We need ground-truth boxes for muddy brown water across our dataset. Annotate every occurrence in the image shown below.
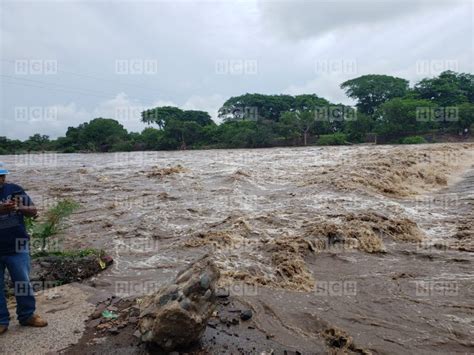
[2,144,473,354]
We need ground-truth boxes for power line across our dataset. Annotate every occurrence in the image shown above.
[1,77,119,100]
[1,74,126,97]
[0,58,164,98]
[0,73,160,103]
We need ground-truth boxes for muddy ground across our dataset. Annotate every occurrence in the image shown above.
[2,143,473,354]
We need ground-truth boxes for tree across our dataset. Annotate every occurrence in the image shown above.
[0,136,23,154]
[414,71,474,106]
[184,110,215,126]
[341,75,409,115]
[140,127,164,150]
[218,93,333,123]
[163,119,203,149]
[294,94,330,111]
[280,110,316,146]
[141,106,215,128]
[458,103,474,132]
[79,118,128,151]
[140,106,214,149]
[141,106,183,129]
[215,121,274,148]
[377,98,436,135]
[344,113,375,142]
[219,94,295,122]
[2,71,473,153]
[24,134,50,151]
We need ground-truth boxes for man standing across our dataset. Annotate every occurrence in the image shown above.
[0,163,47,335]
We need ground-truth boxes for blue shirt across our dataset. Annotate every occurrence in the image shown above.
[0,183,34,255]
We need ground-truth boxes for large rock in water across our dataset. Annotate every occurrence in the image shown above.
[138,256,220,351]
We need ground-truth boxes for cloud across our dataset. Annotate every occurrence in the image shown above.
[182,94,226,122]
[257,0,466,40]
[0,0,472,140]
[3,93,227,140]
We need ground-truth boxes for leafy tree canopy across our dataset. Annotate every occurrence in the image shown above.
[414,71,474,106]
[341,74,409,115]
[218,93,331,122]
[141,106,214,128]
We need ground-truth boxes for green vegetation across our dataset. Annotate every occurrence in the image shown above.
[26,199,80,254]
[400,136,427,144]
[1,71,472,153]
[317,133,348,146]
[340,74,409,115]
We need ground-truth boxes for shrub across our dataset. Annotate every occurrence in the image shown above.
[110,141,133,152]
[400,136,427,144]
[26,199,80,253]
[62,146,76,153]
[317,133,348,146]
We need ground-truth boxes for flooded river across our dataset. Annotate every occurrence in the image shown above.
[2,143,473,353]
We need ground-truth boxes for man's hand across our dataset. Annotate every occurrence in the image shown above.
[16,204,38,218]
[14,197,38,217]
[0,201,17,215]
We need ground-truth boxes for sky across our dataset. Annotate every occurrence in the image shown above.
[0,0,473,140]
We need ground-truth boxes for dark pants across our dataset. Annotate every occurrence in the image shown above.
[0,252,36,326]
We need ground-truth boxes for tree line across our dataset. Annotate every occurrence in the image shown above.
[1,70,473,154]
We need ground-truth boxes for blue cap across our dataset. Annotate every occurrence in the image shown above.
[0,162,9,175]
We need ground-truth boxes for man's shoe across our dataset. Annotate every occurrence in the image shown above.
[21,314,48,327]
[0,325,8,334]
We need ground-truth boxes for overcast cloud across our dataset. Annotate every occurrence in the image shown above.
[0,0,472,139]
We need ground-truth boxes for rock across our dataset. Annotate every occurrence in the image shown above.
[108,327,119,335]
[179,297,192,311]
[91,304,107,319]
[220,314,239,326]
[175,268,193,284]
[215,287,230,298]
[133,330,141,339]
[240,309,253,321]
[46,293,61,300]
[138,255,220,351]
[200,274,211,289]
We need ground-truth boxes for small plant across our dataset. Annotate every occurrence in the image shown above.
[400,136,427,144]
[26,199,80,253]
[317,133,348,146]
